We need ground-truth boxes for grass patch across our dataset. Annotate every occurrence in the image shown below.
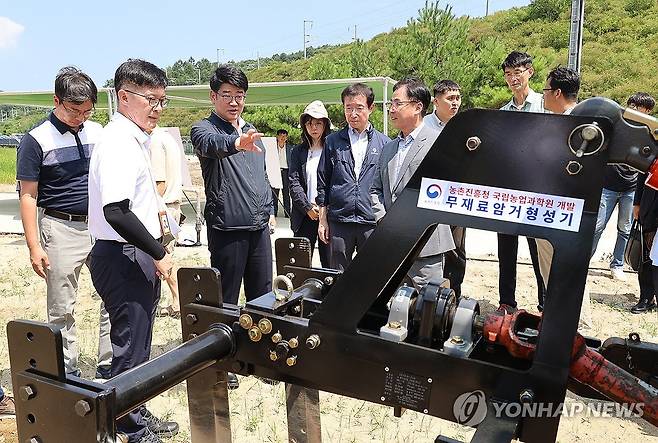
[0,147,17,184]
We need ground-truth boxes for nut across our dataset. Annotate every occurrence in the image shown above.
[387,321,401,329]
[305,334,321,349]
[248,327,262,342]
[286,355,297,366]
[19,385,36,401]
[288,337,299,349]
[324,276,334,286]
[75,399,92,417]
[238,314,253,330]
[269,350,278,361]
[185,314,198,325]
[258,318,273,334]
[271,331,283,343]
[450,335,464,345]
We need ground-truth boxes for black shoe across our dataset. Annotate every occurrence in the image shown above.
[227,372,240,390]
[631,299,657,314]
[95,365,112,380]
[138,431,163,443]
[141,408,179,437]
[255,376,280,386]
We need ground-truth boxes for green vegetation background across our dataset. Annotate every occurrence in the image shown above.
[1,0,657,182]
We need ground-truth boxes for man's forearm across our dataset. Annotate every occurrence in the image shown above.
[19,194,40,250]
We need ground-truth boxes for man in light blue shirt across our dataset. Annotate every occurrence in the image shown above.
[497,51,547,314]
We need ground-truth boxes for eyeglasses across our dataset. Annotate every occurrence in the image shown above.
[384,100,418,110]
[215,93,246,104]
[124,89,169,108]
[345,105,368,114]
[504,68,530,79]
[60,101,94,118]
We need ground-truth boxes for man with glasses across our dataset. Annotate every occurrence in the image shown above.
[317,83,390,270]
[191,65,275,389]
[371,77,454,286]
[88,59,178,443]
[497,51,547,313]
[16,66,112,379]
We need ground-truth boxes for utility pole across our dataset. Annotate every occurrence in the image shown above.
[216,48,224,67]
[303,20,313,59]
[568,0,585,73]
[197,67,201,84]
[351,24,358,42]
[486,0,489,16]
[257,51,261,69]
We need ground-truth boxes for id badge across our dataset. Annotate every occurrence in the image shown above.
[159,210,175,246]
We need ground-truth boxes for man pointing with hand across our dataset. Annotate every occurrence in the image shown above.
[192,67,274,386]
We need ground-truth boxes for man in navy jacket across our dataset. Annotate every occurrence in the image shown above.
[317,83,391,270]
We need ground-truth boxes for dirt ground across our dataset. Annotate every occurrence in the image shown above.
[0,233,657,442]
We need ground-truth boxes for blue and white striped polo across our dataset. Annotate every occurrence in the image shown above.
[16,112,103,215]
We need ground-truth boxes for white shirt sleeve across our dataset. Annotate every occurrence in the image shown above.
[96,133,141,207]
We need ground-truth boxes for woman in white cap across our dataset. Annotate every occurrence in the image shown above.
[288,100,332,267]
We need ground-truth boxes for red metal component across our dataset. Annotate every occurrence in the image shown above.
[481,309,538,360]
[569,334,658,427]
[645,158,658,190]
[481,311,658,427]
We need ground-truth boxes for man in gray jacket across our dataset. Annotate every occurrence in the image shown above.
[371,77,455,287]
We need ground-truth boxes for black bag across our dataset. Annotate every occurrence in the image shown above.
[624,220,643,272]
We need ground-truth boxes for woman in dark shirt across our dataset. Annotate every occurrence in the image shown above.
[288,100,332,267]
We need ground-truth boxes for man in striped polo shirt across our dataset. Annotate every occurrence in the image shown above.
[16,67,112,378]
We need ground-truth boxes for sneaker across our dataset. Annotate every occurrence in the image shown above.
[139,431,163,443]
[496,303,517,315]
[0,394,16,419]
[610,268,626,281]
[141,408,179,437]
[227,372,240,390]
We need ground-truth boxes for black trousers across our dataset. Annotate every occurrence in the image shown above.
[295,216,331,268]
[89,241,160,442]
[328,221,374,271]
[444,226,467,298]
[273,168,291,217]
[208,227,273,305]
[497,234,546,308]
[638,231,658,304]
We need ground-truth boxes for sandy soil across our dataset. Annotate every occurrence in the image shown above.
[0,232,656,442]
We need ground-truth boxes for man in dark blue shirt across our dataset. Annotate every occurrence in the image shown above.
[317,83,390,270]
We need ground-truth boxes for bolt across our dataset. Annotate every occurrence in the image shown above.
[289,337,299,349]
[19,385,36,401]
[185,314,198,325]
[428,378,433,384]
[466,136,481,151]
[286,355,297,366]
[566,161,583,176]
[641,145,652,156]
[28,438,41,443]
[423,409,429,414]
[450,335,464,345]
[305,334,321,349]
[293,305,302,314]
[381,396,386,401]
[258,318,273,334]
[75,399,92,417]
[581,125,599,141]
[269,350,278,361]
[285,272,295,280]
[290,258,296,264]
[272,331,283,344]
[519,389,534,404]
[194,293,203,302]
[288,242,295,249]
[384,367,390,372]
[248,327,262,342]
[324,276,334,286]
[238,314,253,330]
[388,321,401,329]
[193,274,201,282]
[188,333,198,340]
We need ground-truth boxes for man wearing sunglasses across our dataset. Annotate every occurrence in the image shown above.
[497,51,547,314]
[88,59,178,443]
[16,66,112,380]
[191,65,275,389]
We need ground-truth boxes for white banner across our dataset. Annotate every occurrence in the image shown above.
[417,178,584,232]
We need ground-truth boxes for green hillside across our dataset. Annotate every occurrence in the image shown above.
[2,0,657,140]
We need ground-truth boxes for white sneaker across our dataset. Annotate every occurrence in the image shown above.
[610,268,626,281]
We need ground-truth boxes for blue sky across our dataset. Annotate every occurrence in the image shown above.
[0,0,530,91]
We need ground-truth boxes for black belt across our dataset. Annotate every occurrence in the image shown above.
[44,209,88,223]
